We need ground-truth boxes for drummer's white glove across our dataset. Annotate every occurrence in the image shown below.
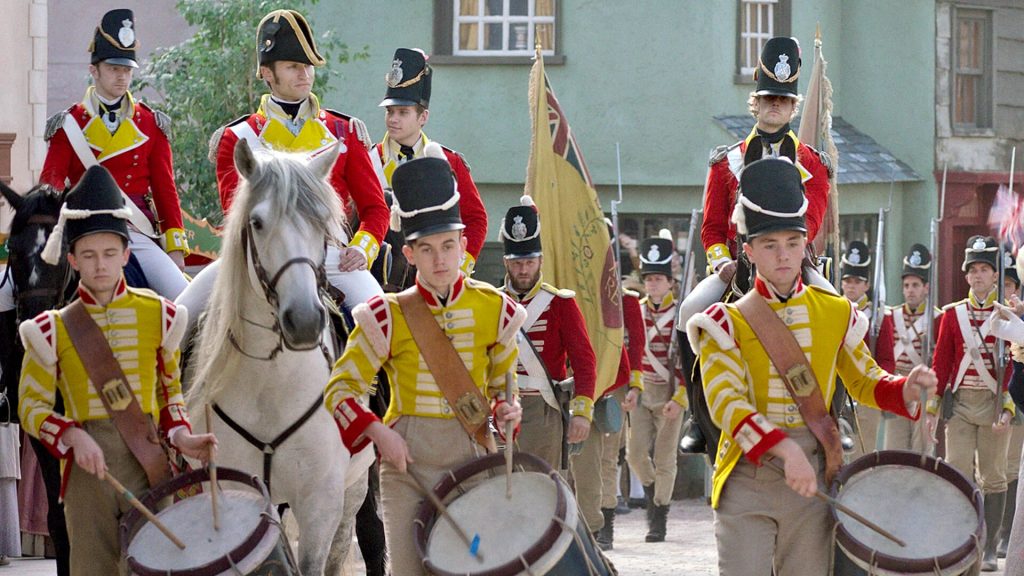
[991,302,1024,343]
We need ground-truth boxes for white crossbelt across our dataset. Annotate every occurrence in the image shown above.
[953,305,998,393]
[892,307,927,366]
[643,308,674,382]
[516,290,559,410]
[60,114,160,239]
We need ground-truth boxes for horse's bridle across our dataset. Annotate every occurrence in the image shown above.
[8,213,74,317]
[228,222,333,365]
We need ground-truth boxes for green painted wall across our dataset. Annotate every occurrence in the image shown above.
[315,1,934,295]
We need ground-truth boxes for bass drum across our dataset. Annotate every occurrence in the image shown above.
[414,452,616,575]
[120,467,299,576]
[831,450,984,575]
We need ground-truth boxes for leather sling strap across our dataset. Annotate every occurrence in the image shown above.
[61,300,171,487]
[735,291,843,483]
[396,288,497,453]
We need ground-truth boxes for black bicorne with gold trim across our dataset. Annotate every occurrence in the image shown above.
[731,157,807,239]
[256,10,325,72]
[90,9,138,68]
[391,157,464,241]
[380,48,432,109]
[753,37,801,98]
[901,243,931,283]
[841,240,871,281]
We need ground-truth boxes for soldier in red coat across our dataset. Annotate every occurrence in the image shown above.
[374,48,488,274]
[39,9,188,301]
[701,37,832,274]
[932,235,1015,570]
[178,10,388,326]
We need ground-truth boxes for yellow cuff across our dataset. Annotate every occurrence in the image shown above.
[163,228,190,254]
[926,396,941,416]
[569,395,594,421]
[706,243,729,264]
[1004,392,1016,416]
[460,252,476,276]
[350,230,381,267]
[671,386,688,409]
[630,370,644,392]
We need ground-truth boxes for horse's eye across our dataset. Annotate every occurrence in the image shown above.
[250,216,263,232]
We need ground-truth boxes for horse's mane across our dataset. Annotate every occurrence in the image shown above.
[188,150,343,406]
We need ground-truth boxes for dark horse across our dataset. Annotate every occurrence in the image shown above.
[0,180,149,576]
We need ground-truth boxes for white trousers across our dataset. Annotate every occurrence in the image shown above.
[176,245,383,335]
[128,229,188,300]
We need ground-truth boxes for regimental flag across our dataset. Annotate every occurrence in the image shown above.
[525,45,623,397]
[797,27,840,269]
[182,209,221,264]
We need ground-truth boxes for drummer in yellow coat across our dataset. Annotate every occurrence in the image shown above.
[686,158,936,575]
[323,156,525,575]
[17,166,217,576]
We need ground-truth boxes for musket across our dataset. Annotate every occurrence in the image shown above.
[995,148,1017,424]
[612,143,625,288]
[869,169,895,451]
[918,163,947,458]
[682,207,702,296]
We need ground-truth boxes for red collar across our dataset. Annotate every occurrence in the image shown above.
[416,273,466,308]
[754,275,805,302]
[77,276,128,306]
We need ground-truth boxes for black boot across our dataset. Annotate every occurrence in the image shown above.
[678,417,706,454]
[646,504,669,542]
[983,491,1006,571]
[596,508,615,550]
[642,484,656,522]
[999,481,1018,559]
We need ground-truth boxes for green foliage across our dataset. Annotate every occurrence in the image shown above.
[136,0,369,222]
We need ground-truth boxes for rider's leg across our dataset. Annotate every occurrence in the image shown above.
[174,259,220,337]
[128,229,188,300]
[324,245,384,314]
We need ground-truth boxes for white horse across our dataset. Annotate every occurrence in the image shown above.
[184,140,373,575]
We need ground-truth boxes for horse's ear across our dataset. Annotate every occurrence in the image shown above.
[308,141,341,182]
[0,180,24,213]
[234,139,259,181]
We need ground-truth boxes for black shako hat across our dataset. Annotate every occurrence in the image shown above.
[841,240,872,281]
[90,9,138,68]
[41,166,131,265]
[256,10,325,74]
[390,157,464,241]
[640,234,674,277]
[901,243,932,282]
[962,235,999,272]
[501,196,542,259]
[754,37,801,98]
[379,48,432,108]
[731,157,807,239]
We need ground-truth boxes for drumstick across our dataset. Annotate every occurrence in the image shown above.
[104,473,186,550]
[504,372,514,500]
[407,468,484,562]
[763,460,906,548]
[205,404,220,531]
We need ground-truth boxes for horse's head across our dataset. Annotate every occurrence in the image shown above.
[0,181,73,322]
[227,140,343,349]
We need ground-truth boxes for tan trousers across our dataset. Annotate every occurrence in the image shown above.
[882,412,933,454]
[517,395,563,470]
[715,428,830,576]
[380,417,483,576]
[625,383,683,506]
[571,416,604,531]
[1008,424,1024,483]
[64,420,151,576]
[599,388,628,510]
[850,404,883,457]
[946,389,1011,494]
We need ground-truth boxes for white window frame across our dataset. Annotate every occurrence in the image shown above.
[738,0,778,77]
[452,0,556,57]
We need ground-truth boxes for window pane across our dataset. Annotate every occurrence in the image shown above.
[510,22,530,50]
[958,19,979,69]
[510,0,528,16]
[485,0,503,16]
[535,0,554,17]
[536,22,554,51]
[459,23,479,50]
[458,0,479,16]
[485,22,504,50]
[956,74,977,125]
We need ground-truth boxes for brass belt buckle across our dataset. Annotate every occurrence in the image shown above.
[455,393,488,427]
[785,365,815,397]
[101,379,132,411]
